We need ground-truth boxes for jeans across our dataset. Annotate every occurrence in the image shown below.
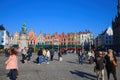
[79,56,83,64]
[5,52,9,57]
[38,56,43,64]
[46,57,50,62]
[7,69,17,80]
[27,54,31,61]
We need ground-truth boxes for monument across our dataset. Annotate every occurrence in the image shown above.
[19,23,28,49]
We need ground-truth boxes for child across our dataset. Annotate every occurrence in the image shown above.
[5,48,18,80]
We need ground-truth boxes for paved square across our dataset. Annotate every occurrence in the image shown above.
[0,53,120,80]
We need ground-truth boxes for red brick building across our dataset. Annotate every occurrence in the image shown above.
[27,29,37,45]
[51,32,60,45]
[60,32,68,45]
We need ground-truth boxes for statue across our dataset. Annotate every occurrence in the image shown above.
[21,23,27,34]
[19,23,28,49]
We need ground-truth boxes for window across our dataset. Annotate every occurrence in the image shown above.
[106,37,108,39]
[109,41,111,44]
[1,38,4,43]
[106,41,108,44]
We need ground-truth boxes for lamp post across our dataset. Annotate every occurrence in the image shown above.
[74,33,76,54]
[34,40,35,52]
[58,39,59,51]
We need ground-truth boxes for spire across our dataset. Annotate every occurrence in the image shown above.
[118,0,120,14]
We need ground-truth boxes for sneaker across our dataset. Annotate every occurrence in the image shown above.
[37,64,40,65]
[47,62,49,64]
[6,77,10,80]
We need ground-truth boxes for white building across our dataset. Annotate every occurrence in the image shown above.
[95,27,113,50]
[79,31,94,50]
[0,25,10,48]
[37,32,45,45]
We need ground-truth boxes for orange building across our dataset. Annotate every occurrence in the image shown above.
[60,32,68,45]
[13,31,19,44]
[27,29,37,45]
[67,32,74,45]
[44,33,52,45]
[51,32,60,45]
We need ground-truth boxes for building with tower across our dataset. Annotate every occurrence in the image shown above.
[112,0,120,51]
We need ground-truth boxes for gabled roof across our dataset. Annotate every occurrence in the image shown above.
[0,24,5,30]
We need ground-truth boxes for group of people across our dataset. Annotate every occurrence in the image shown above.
[77,50,95,64]
[4,47,63,80]
[94,49,118,80]
[21,47,32,63]
[77,49,118,80]
[36,48,64,65]
[37,48,51,64]
[4,47,118,80]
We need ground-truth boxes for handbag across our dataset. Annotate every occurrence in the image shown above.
[112,60,118,67]
[14,69,19,76]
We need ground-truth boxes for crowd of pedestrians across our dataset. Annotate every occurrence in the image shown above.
[4,47,64,80]
[4,46,119,80]
[76,49,118,80]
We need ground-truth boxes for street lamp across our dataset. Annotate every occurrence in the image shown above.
[74,33,76,54]
[58,39,59,51]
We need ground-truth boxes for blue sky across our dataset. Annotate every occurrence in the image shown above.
[0,0,118,37]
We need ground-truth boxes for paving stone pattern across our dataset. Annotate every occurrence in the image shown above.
[0,53,120,80]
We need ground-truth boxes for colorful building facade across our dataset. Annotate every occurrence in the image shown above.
[28,29,37,45]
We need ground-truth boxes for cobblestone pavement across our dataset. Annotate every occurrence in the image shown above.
[0,53,120,80]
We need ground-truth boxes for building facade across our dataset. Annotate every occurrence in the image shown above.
[28,29,37,45]
[13,31,19,45]
[112,0,120,51]
[60,32,68,45]
[37,32,45,45]
[44,33,52,45]
[95,27,113,51]
[51,32,60,45]
[0,25,10,48]
[67,32,74,45]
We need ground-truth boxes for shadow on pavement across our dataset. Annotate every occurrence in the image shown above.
[66,61,78,64]
[70,70,96,80]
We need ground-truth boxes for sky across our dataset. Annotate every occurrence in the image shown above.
[0,0,118,37]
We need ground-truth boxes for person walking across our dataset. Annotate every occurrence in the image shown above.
[105,49,118,80]
[94,51,105,80]
[50,48,54,61]
[27,48,32,62]
[46,48,50,64]
[58,50,62,61]
[37,48,43,65]
[5,48,9,57]
[78,50,83,64]
[21,47,28,63]
[5,48,18,80]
